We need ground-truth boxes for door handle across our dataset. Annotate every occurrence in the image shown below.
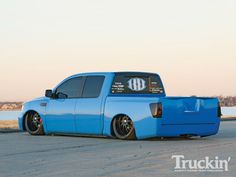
[40,103,47,107]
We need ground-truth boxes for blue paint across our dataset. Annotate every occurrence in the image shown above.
[18,72,221,139]
[1,107,233,121]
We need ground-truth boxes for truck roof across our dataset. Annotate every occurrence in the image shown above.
[69,71,159,78]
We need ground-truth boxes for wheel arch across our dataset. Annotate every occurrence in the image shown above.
[110,113,136,137]
[22,110,41,130]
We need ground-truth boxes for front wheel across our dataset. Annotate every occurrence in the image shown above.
[112,115,136,140]
[25,112,45,135]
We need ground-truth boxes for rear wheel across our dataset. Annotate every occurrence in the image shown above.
[25,112,45,135]
[112,115,136,140]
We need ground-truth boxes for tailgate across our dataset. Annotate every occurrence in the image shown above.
[160,97,219,124]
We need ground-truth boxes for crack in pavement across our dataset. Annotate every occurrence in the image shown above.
[1,141,113,158]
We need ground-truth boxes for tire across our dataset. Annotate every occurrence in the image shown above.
[112,115,136,140]
[25,112,45,135]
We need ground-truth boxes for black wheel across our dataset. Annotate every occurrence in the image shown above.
[25,112,45,135]
[112,115,136,140]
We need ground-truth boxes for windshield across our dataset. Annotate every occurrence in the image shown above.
[111,73,164,94]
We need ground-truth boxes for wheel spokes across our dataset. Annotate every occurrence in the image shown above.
[116,116,133,137]
[28,114,41,131]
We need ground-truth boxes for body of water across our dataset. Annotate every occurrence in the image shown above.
[0,111,21,120]
[0,107,236,120]
[221,107,236,117]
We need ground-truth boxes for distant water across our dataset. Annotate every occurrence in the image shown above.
[221,107,236,117]
[0,107,236,120]
[0,111,21,120]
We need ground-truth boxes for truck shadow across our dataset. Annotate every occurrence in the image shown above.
[21,132,223,142]
[144,136,206,141]
[48,133,206,141]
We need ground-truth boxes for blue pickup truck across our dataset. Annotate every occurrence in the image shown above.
[18,72,221,140]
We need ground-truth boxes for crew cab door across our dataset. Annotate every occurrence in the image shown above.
[45,77,84,133]
[75,76,105,135]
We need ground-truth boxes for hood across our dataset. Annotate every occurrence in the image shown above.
[23,97,48,105]
[31,96,48,101]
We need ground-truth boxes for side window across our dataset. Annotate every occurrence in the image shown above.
[82,76,105,98]
[56,77,84,98]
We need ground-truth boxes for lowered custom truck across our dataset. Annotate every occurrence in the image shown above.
[18,72,221,140]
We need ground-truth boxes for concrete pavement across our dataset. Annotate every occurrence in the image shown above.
[0,121,235,177]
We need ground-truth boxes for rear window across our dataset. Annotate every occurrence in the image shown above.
[111,73,164,94]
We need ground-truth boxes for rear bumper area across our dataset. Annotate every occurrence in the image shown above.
[134,117,220,139]
[156,121,220,137]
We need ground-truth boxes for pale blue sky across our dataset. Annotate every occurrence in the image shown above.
[0,0,236,101]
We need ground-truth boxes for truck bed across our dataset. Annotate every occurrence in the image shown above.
[160,96,220,125]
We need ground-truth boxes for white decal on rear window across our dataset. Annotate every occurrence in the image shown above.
[127,78,146,91]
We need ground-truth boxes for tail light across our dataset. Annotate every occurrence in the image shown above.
[218,102,222,117]
[150,103,162,118]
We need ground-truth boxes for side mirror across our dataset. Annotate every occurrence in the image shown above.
[57,92,68,99]
[45,89,53,98]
